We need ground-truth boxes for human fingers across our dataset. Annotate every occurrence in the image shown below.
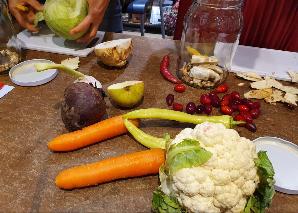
[26,9,36,24]
[69,16,92,36]
[10,8,28,29]
[25,0,43,11]
[25,22,39,32]
[20,9,39,32]
[76,24,98,44]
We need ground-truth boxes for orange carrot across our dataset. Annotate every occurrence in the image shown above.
[48,116,139,152]
[55,148,165,189]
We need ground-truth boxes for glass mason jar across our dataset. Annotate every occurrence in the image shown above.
[0,0,22,74]
[178,0,243,89]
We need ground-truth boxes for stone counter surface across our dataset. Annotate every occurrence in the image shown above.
[0,33,297,212]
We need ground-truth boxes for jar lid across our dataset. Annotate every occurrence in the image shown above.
[253,136,298,194]
[9,59,58,86]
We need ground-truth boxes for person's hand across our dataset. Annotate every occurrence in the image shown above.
[70,0,110,44]
[8,0,43,32]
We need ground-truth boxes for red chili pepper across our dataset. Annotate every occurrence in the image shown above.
[0,82,4,89]
[215,84,229,93]
[160,55,182,84]
[174,84,186,93]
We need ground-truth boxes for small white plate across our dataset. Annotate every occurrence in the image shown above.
[253,137,298,194]
[9,59,58,86]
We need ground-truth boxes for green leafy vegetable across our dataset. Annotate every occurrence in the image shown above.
[255,151,275,181]
[244,151,275,213]
[38,0,88,40]
[244,196,261,213]
[165,139,212,175]
[152,189,187,213]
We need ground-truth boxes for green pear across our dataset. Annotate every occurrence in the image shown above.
[107,81,144,108]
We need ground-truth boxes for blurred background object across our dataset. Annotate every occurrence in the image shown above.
[122,0,178,37]
[0,0,22,74]
[174,0,298,51]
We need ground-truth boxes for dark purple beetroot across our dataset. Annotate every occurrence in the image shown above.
[61,82,106,131]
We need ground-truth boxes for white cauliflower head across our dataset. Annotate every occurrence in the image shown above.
[160,122,260,213]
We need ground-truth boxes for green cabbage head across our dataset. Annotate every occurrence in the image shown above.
[42,0,88,40]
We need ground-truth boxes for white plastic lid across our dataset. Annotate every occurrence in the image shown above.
[253,137,298,194]
[9,59,58,86]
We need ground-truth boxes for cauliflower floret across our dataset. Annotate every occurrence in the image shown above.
[171,128,195,145]
[228,198,247,213]
[179,194,220,213]
[162,122,260,213]
[173,168,215,196]
[214,184,242,208]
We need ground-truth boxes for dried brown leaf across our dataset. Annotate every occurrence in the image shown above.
[244,88,273,99]
[264,89,284,104]
[283,93,298,106]
[236,72,263,82]
[288,71,298,83]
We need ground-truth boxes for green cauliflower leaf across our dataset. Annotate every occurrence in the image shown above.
[244,151,275,213]
[152,189,187,213]
[165,138,212,175]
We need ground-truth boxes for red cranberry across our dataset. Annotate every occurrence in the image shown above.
[246,100,255,109]
[204,105,212,115]
[241,98,249,105]
[231,99,241,106]
[210,96,220,108]
[250,108,261,119]
[238,105,250,113]
[200,94,212,105]
[234,114,245,121]
[186,102,197,114]
[245,123,257,132]
[234,114,246,126]
[166,94,174,106]
[174,84,186,93]
[242,113,253,123]
[173,103,183,111]
[197,105,205,114]
[215,84,229,93]
[220,94,232,106]
[220,105,233,115]
[252,101,261,109]
[230,104,239,111]
[230,91,241,100]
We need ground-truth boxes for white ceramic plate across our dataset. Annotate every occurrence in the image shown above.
[253,137,298,194]
[9,59,58,86]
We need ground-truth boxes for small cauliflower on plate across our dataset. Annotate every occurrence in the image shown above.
[152,122,275,213]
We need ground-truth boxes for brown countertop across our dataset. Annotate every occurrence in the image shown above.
[0,33,297,213]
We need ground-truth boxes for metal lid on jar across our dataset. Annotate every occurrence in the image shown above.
[9,59,58,86]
